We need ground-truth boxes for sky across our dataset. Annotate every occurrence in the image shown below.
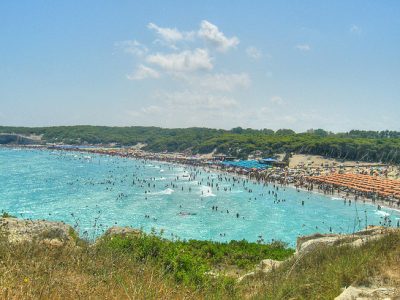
[0,1,399,132]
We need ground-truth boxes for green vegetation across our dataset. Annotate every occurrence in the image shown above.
[0,227,292,299]
[250,231,400,299]
[99,230,293,287]
[1,225,399,299]
[2,125,400,163]
[0,234,197,299]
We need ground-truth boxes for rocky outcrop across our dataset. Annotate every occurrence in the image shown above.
[238,226,398,284]
[335,285,398,300]
[296,226,396,254]
[0,217,76,246]
[237,259,284,282]
[2,216,398,298]
[104,226,141,237]
[259,258,283,272]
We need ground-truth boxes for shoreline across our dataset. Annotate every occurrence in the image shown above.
[1,145,400,245]
[2,144,400,214]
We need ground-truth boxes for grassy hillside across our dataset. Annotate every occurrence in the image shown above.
[1,125,400,163]
[0,226,293,299]
[1,223,399,299]
[249,231,400,299]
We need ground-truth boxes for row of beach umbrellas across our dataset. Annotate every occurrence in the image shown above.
[307,173,400,199]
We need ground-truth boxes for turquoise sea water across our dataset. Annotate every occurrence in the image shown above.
[1,148,399,246]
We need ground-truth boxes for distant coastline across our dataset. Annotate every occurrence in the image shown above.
[1,125,400,165]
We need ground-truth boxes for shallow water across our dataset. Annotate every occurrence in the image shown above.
[1,148,399,246]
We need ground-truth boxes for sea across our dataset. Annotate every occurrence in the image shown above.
[1,147,399,246]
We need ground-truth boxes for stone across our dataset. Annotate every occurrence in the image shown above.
[104,226,141,237]
[237,272,255,282]
[237,259,284,283]
[259,259,283,273]
[296,226,397,255]
[0,217,76,246]
[335,286,397,300]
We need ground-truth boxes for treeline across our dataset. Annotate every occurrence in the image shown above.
[1,125,400,163]
[0,126,223,151]
[194,133,400,163]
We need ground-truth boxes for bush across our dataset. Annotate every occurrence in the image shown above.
[99,231,294,289]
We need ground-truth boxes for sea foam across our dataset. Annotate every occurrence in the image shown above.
[200,185,216,197]
[150,188,174,195]
[375,210,390,217]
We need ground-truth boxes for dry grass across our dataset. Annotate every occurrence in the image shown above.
[0,239,203,300]
[1,228,399,299]
[244,231,400,299]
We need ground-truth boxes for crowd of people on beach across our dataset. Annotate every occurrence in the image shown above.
[5,145,400,236]
[66,146,400,225]
[42,145,400,210]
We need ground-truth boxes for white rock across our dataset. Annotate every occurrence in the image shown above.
[259,259,283,273]
[0,217,75,246]
[335,286,396,300]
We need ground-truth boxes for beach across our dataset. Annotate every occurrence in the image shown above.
[7,144,400,209]
[2,146,400,245]
[43,145,400,209]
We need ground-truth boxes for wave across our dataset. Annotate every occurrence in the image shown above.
[17,210,33,214]
[150,188,174,195]
[375,210,390,217]
[200,185,216,197]
[331,197,343,201]
[155,177,166,181]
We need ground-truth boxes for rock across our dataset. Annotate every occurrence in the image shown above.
[237,272,255,282]
[258,259,283,272]
[238,259,284,283]
[297,235,346,254]
[0,217,76,246]
[335,285,397,300]
[41,238,64,247]
[296,226,396,255]
[295,227,400,299]
[104,226,141,237]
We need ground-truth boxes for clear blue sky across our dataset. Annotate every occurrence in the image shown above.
[1,1,399,132]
